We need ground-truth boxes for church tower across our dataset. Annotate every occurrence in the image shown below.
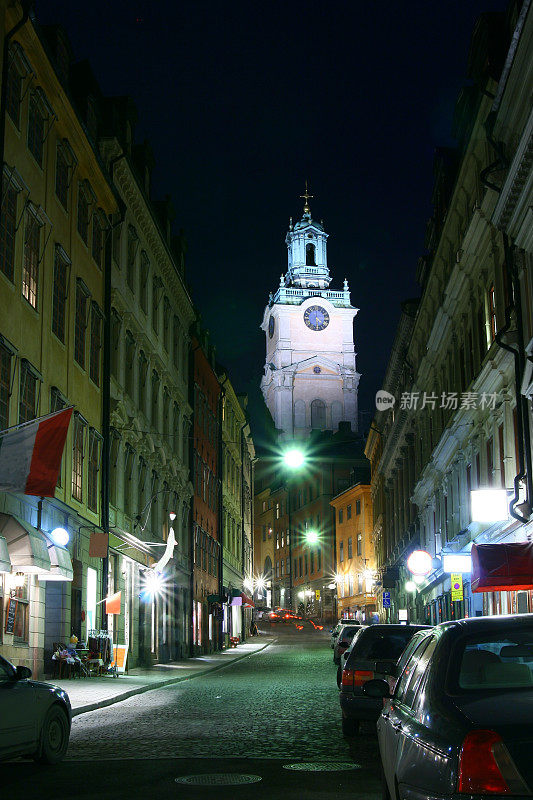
[260,189,360,439]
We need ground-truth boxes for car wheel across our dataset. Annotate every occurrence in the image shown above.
[341,715,359,737]
[36,705,69,764]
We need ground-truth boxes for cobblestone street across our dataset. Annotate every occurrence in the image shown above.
[3,627,381,799]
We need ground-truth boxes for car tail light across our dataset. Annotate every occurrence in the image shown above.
[458,730,510,794]
[341,668,354,688]
[353,670,374,687]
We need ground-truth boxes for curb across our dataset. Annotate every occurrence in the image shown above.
[72,638,275,717]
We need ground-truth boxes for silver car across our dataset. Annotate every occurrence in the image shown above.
[0,654,72,763]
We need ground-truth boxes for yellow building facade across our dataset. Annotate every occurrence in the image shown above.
[0,4,117,674]
[330,484,376,622]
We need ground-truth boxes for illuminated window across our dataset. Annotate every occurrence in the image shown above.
[0,177,17,282]
[22,210,41,309]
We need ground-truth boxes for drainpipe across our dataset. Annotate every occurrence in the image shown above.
[100,151,126,628]
[0,2,31,179]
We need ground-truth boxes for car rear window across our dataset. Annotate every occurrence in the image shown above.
[340,626,360,637]
[457,628,533,690]
[353,627,425,661]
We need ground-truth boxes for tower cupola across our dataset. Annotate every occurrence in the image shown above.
[285,184,331,289]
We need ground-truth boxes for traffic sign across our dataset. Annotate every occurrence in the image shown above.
[382,591,391,608]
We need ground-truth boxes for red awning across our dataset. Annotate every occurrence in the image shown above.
[241,593,254,607]
[471,542,533,592]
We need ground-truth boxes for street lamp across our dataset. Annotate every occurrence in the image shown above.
[283,448,306,469]
[306,530,319,545]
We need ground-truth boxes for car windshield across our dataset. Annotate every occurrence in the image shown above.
[355,628,423,660]
[457,628,533,690]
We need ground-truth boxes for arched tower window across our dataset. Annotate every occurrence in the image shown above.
[306,243,316,266]
[311,399,326,429]
[264,556,272,581]
[294,400,306,429]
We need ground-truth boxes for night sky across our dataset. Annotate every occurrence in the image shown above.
[37,0,508,445]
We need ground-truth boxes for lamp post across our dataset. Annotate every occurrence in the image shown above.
[282,445,307,612]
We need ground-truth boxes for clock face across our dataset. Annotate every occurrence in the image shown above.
[268,315,275,338]
[304,305,329,331]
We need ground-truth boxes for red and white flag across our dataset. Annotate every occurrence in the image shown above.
[0,407,73,496]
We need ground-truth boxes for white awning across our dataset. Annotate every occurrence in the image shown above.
[0,513,51,573]
[39,537,73,582]
[0,535,10,573]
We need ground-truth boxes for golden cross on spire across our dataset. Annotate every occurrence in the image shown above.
[300,180,313,214]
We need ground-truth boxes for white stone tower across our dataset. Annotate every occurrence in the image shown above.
[260,188,360,439]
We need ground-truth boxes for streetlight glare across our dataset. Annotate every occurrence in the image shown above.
[283,448,305,469]
[306,530,319,544]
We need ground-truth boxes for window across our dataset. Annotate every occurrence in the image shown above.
[357,533,362,556]
[306,243,316,266]
[398,638,437,709]
[317,548,321,571]
[262,525,266,542]
[86,567,97,631]
[140,252,149,313]
[487,437,494,486]
[280,559,284,576]
[87,428,101,512]
[152,276,161,333]
[349,574,354,596]
[74,280,90,367]
[0,176,17,282]
[173,317,181,371]
[72,413,86,501]
[0,344,12,430]
[110,309,121,379]
[299,557,303,578]
[52,247,69,341]
[126,226,137,290]
[286,557,289,575]
[163,297,171,351]
[125,331,135,397]
[348,537,353,559]
[6,50,23,126]
[55,143,69,208]
[19,360,38,423]
[311,399,326,429]
[28,92,45,166]
[92,212,104,268]
[77,183,90,243]
[276,561,279,578]
[294,558,297,577]
[22,210,41,309]
[488,284,497,342]
[305,553,308,574]
[347,504,352,520]
[356,499,361,515]
[138,350,148,413]
[310,551,314,573]
[339,541,344,562]
[124,444,135,515]
[89,303,102,386]
[151,371,159,429]
[338,508,343,523]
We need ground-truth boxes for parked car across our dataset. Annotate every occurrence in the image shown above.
[365,614,533,800]
[0,654,71,763]
[333,624,363,665]
[330,621,344,648]
[339,623,430,736]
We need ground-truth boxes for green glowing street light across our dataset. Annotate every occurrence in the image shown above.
[283,448,305,469]
[306,530,319,544]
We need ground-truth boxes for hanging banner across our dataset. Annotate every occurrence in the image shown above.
[105,591,121,615]
[89,530,108,558]
[451,573,463,601]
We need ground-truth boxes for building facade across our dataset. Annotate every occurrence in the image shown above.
[0,8,116,675]
[330,484,375,622]
[260,196,360,438]
[219,374,255,644]
[191,332,222,654]
[366,4,533,625]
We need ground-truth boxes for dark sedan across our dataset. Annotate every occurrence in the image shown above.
[0,654,71,763]
[365,614,533,800]
[339,623,430,736]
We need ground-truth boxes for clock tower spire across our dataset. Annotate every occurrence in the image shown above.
[260,194,360,439]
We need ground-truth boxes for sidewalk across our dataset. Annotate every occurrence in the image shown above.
[51,635,274,717]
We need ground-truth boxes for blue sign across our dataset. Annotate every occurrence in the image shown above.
[382,591,391,608]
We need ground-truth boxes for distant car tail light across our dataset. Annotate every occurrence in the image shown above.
[458,730,510,794]
[353,670,374,687]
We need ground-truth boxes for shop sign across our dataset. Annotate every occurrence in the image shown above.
[315,590,320,600]
[451,573,463,601]
[4,597,17,633]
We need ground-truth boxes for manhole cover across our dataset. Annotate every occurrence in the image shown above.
[175,774,262,786]
[283,762,361,772]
